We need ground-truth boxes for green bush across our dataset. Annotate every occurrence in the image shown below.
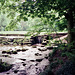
[51,47,58,57]
[56,60,75,75]
[57,43,67,51]
[0,62,12,72]
[50,61,59,69]
[58,59,63,64]
[61,53,67,57]
[61,52,75,60]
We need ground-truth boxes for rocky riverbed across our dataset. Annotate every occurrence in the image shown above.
[0,44,53,75]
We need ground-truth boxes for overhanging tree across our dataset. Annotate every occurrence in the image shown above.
[26,0,75,45]
[0,0,75,46]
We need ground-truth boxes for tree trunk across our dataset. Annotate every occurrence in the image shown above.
[67,10,75,48]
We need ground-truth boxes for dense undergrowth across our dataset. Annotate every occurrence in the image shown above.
[0,60,12,72]
[40,42,75,75]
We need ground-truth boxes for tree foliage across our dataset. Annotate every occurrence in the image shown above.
[0,13,10,31]
[0,0,75,44]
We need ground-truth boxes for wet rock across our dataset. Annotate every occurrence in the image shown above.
[35,53,42,56]
[7,51,12,54]
[42,42,47,45]
[32,45,37,48]
[36,58,43,62]
[27,44,31,46]
[23,63,26,66]
[18,70,26,75]
[43,35,49,40]
[45,56,48,59]
[3,41,9,45]
[2,51,6,54]
[38,48,47,51]
[22,48,28,52]
[46,40,49,43]
[6,72,10,74]
[41,45,45,47]
[35,63,38,66]
[23,42,32,45]
[14,43,17,46]
[38,48,41,51]
[2,55,9,57]
[30,60,35,62]
[12,51,17,54]
[17,49,22,52]
[42,48,47,51]
[18,73,26,75]
[21,43,24,45]
[20,59,26,61]
[46,46,53,49]
[14,70,19,73]
[45,57,48,59]
[8,39,14,42]
[43,39,47,41]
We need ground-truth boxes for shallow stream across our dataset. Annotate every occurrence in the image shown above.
[0,44,52,75]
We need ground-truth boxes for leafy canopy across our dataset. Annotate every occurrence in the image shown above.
[0,0,75,31]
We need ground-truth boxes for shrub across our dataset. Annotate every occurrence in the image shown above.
[50,61,59,69]
[0,62,12,72]
[61,53,67,57]
[58,59,63,64]
[56,60,75,75]
[51,47,58,57]
[61,52,75,60]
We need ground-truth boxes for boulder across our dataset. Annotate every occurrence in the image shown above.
[46,46,53,49]
[36,58,43,62]
[22,48,28,51]
[42,41,47,45]
[38,48,47,51]
[2,51,6,54]
[12,51,17,54]
[35,53,42,56]
[20,59,26,61]
[23,63,26,66]
[14,70,19,73]
[41,45,45,47]
[17,49,22,52]
[32,45,37,48]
